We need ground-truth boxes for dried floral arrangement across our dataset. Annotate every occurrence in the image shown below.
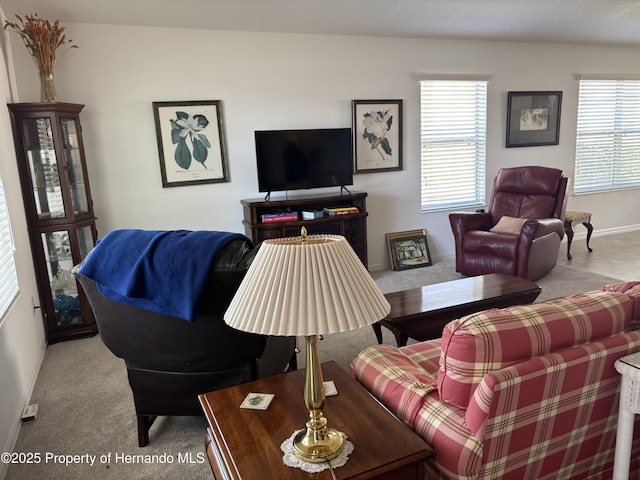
[4,13,78,101]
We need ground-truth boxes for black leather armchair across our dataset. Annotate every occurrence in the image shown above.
[449,166,569,281]
[76,237,297,447]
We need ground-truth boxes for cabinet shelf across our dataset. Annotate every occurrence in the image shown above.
[241,191,368,268]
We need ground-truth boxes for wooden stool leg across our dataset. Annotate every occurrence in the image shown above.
[564,222,574,260]
[583,221,594,253]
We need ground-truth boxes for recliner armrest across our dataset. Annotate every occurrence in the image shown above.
[535,218,565,239]
[521,218,565,242]
[449,211,493,236]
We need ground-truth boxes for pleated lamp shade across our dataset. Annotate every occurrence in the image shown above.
[224,233,391,336]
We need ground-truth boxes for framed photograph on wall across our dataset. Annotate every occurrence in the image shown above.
[352,99,403,173]
[153,100,229,187]
[385,229,432,271]
[506,91,562,147]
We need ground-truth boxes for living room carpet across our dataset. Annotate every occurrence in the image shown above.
[5,259,622,480]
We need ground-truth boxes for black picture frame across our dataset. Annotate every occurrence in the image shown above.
[153,100,229,187]
[352,99,403,173]
[506,91,562,148]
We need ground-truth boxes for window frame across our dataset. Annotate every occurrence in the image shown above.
[574,75,640,194]
[0,177,19,323]
[419,77,488,212]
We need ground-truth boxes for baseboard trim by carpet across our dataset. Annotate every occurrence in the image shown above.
[563,223,640,243]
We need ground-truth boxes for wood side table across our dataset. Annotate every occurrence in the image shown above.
[199,361,433,479]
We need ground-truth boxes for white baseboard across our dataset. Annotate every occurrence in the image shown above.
[562,223,640,242]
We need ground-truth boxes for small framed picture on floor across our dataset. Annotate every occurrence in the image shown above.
[385,230,432,271]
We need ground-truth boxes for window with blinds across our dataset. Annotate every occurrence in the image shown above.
[0,178,19,320]
[420,79,487,212]
[575,78,640,194]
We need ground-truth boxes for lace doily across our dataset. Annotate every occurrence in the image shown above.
[280,429,355,473]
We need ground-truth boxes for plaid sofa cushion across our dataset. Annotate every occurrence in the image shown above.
[438,292,633,409]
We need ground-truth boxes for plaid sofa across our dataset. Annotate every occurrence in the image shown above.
[351,288,640,480]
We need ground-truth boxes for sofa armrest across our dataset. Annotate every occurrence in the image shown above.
[350,345,437,426]
[351,343,482,480]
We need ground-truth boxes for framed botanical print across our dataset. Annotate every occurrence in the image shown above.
[153,100,229,187]
[352,99,403,173]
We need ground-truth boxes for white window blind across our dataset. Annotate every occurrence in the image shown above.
[0,177,19,319]
[575,78,640,193]
[420,79,487,212]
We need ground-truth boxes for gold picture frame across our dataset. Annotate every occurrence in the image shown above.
[385,229,432,271]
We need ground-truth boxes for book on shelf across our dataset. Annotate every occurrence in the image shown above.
[261,212,299,223]
[301,210,324,220]
[323,206,360,217]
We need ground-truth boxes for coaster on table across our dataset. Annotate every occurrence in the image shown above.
[240,393,274,410]
[324,380,338,396]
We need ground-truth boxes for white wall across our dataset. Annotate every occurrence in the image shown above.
[0,10,47,478]
[9,25,640,270]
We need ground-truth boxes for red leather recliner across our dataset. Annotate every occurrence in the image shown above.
[449,166,569,281]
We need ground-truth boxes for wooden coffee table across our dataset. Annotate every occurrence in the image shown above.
[199,361,433,479]
[373,273,541,347]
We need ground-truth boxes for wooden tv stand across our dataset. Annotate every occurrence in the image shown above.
[241,191,368,268]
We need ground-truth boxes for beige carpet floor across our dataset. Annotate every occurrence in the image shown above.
[5,247,628,479]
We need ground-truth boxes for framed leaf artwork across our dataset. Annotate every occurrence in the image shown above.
[153,100,229,187]
[352,99,403,173]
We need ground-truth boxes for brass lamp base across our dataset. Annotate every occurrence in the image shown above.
[292,422,344,463]
[292,335,345,463]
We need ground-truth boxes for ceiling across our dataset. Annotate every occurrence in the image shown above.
[2,0,640,47]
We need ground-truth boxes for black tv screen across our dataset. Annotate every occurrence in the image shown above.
[254,128,354,193]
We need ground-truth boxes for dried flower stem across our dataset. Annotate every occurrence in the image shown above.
[4,13,78,75]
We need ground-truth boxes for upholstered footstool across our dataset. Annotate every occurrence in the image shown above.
[564,210,594,260]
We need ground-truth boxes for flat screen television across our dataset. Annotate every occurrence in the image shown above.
[254,128,354,193]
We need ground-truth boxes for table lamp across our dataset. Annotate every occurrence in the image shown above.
[224,228,391,463]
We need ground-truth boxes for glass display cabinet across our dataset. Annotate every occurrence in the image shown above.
[8,103,98,343]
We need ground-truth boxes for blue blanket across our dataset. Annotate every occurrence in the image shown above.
[78,229,250,322]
